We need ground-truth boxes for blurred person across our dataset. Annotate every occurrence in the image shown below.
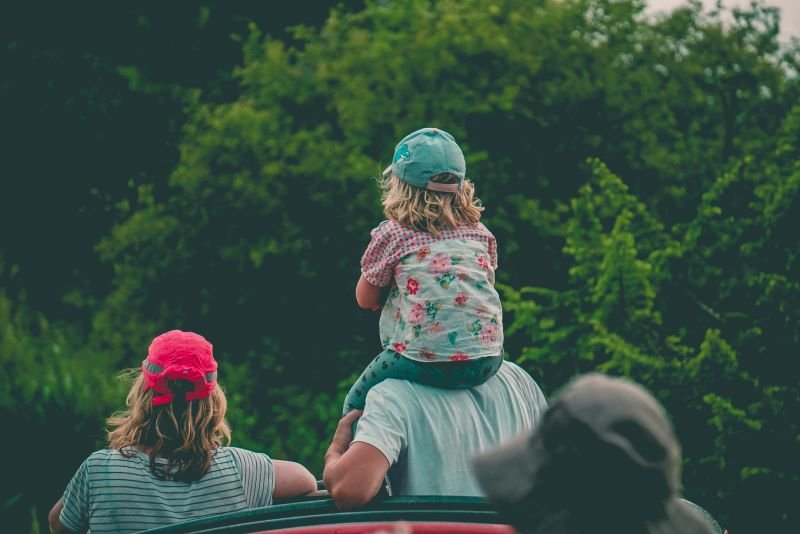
[324,360,547,510]
[681,499,726,534]
[48,330,316,534]
[471,373,717,534]
[345,127,505,414]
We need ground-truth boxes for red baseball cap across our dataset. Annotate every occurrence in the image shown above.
[142,330,218,406]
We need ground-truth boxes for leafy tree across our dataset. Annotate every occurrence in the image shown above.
[1,1,798,531]
[0,284,124,531]
[504,104,800,529]
[0,1,365,321]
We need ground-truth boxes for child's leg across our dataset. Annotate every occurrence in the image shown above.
[342,352,504,415]
[342,349,425,414]
[415,355,504,389]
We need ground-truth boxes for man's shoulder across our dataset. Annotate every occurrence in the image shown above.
[493,361,546,403]
[492,360,538,388]
[370,361,540,400]
[365,377,465,411]
[493,360,528,378]
[369,377,420,398]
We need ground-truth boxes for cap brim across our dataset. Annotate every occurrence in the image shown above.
[471,428,543,505]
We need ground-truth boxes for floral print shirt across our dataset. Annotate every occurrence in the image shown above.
[361,220,504,363]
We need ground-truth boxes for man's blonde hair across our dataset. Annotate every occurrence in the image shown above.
[381,173,484,234]
[107,373,231,482]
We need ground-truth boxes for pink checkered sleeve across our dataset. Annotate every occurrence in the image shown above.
[360,221,401,287]
[483,224,499,270]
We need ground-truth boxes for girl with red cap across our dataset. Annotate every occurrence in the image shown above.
[49,330,316,534]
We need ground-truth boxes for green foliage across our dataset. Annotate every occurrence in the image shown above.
[0,291,122,420]
[504,104,800,529]
[0,287,127,530]
[1,0,798,531]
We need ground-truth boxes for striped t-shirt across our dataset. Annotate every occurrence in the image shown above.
[59,446,275,533]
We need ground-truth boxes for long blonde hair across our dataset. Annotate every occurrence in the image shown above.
[381,172,484,235]
[107,372,231,482]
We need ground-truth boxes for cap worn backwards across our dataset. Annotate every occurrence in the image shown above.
[141,330,218,406]
[472,374,716,534]
[384,127,466,193]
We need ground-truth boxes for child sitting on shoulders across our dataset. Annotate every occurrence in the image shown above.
[344,127,504,414]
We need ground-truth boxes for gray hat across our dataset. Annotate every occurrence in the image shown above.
[681,499,724,534]
[384,127,466,192]
[472,374,715,534]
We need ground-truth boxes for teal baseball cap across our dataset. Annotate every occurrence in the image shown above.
[383,127,466,193]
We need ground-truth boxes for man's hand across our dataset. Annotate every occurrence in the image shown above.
[323,410,389,510]
[326,410,363,460]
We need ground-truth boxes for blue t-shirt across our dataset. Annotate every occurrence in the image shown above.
[59,446,274,533]
[352,361,547,496]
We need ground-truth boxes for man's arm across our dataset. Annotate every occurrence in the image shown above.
[323,410,389,510]
[356,275,383,311]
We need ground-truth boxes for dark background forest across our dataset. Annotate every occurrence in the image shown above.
[1,1,798,532]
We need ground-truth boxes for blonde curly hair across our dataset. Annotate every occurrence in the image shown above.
[107,372,231,482]
[381,172,484,235]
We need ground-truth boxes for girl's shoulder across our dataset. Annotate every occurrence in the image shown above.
[83,448,118,466]
[219,446,269,459]
[369,221,494,255]
[374,220,494,239]
[473,221,495,237]
[96,447,142,460]
[439,222,496,240]
[82,447,150,470]
[373,219,412,233]
[371,219,428,241]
